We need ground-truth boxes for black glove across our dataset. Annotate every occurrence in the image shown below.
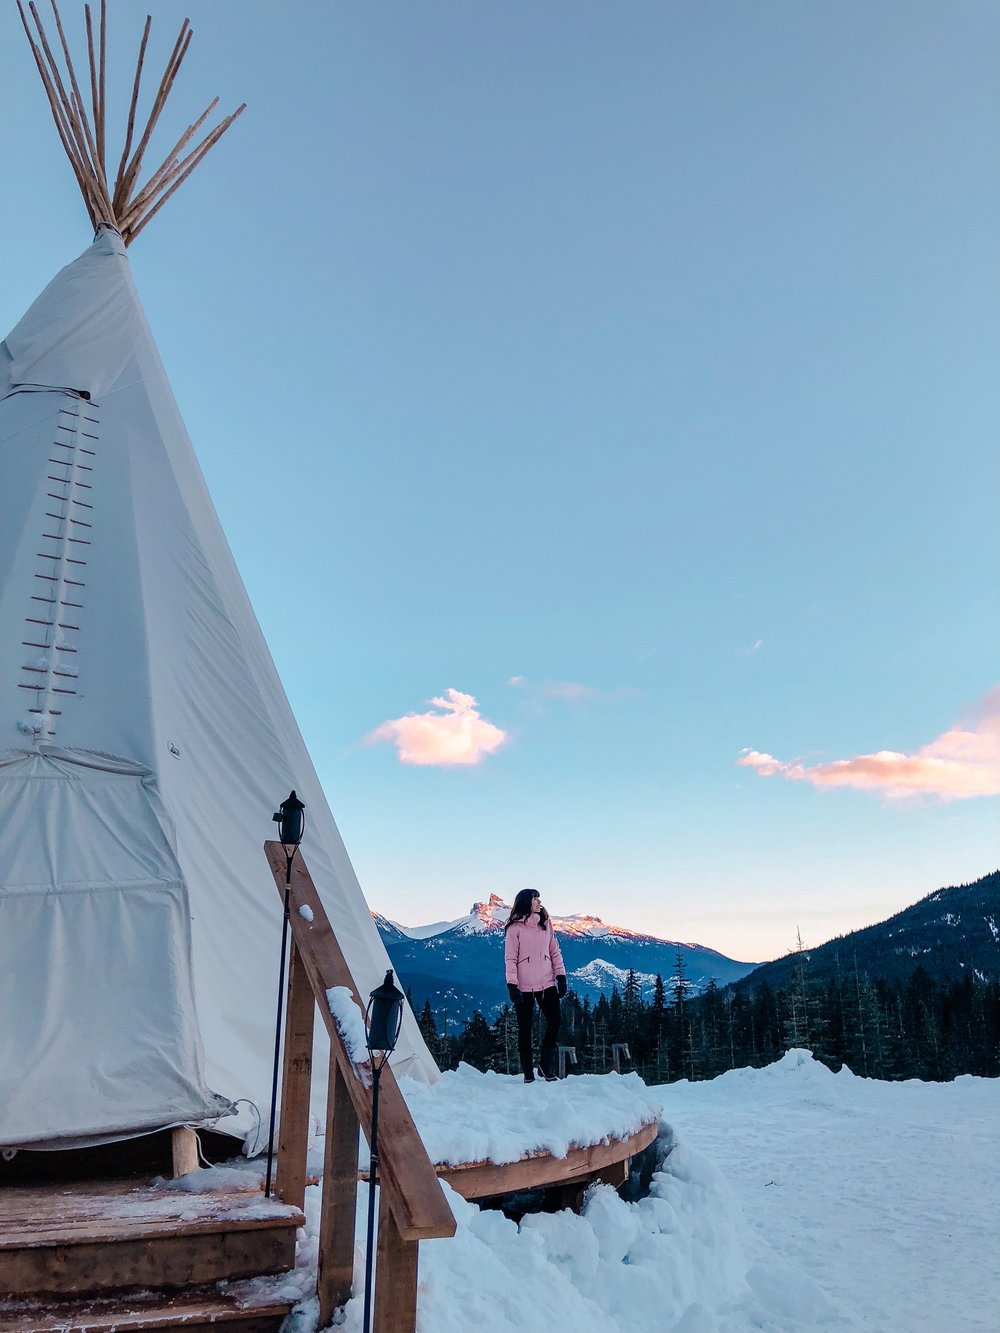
[507,983,521,1004]
[556,974,567,998]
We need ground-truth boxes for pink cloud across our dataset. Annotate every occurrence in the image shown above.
[368,688,507,767]
[738,687,1000,800]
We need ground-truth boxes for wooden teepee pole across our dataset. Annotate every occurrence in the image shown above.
[126,102,245,243]
[18,2,244,242]
[114,19,191,216]
[111,13,152,214]
[27,3,96,182]
[98,0,106,168]
[118,96,220,229]
[46,0,113,215]
[16,0,99,225]
[83,1,107,178]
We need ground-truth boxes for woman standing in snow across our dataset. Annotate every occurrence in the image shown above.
[504,890,567,1082]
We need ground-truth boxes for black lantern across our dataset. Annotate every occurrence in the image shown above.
[361,969,405,1333]
[365,970,404,1056]
[273,789,305,853]
[264,788,306,1198]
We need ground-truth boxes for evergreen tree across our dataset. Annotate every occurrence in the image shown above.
[493,1006,518,1075]
[457,1010,496,1071]
[417,998,437,1045]
[668,948,695,1078]
[649,973,668,1083]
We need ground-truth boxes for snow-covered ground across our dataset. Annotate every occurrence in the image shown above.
[277,1051,998,1333]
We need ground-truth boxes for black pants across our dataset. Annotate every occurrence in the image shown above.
[515,987,561,1076]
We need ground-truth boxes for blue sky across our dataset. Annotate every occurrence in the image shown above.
[2,1,997,961]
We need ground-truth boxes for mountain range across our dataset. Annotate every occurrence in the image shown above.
[376,871,1000,1028]
[375,894,757,1028]
[733,870,1000,994]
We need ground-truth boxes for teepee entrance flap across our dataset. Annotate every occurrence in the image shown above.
[0,749,232,1150]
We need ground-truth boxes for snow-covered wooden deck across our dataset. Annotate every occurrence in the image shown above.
[437,1117,659,1201]
[396,1062,664,1201]
[0,1175,302,1332]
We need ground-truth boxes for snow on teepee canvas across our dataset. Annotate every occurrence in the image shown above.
[0,3,437,1152]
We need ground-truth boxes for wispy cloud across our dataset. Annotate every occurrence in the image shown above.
[368,688,507,767]
[738,687,1000,801]
[737,639,764,658]
[508,675,637,703]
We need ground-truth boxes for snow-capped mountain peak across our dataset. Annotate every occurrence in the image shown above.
[381,896,709,947]
[456,894,510,935]
[555,914,611,938]
[456,898,643,939]
[570,959,660,993]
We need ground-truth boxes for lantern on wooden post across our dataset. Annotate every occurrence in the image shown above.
[362,969,404,1333]
[264,790,306,1198]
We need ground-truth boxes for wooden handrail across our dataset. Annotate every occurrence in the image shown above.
[263,843,455,1243]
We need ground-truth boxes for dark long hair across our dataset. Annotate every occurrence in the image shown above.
[504,888,549,931]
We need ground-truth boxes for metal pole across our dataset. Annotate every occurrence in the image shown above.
[264,853,294,1198]
[362,1063,382,1333]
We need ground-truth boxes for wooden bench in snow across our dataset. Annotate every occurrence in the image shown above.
[436,1118,659,1203]
[387,1060,663,1206]
[355,1118,660,1205]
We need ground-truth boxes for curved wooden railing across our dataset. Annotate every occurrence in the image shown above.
[263,842,456,1332]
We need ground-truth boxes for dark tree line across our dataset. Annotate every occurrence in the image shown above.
[409,948,1000,1084]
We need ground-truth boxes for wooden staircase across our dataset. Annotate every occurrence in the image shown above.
[0,842,459,1333]
[0,1177,304,1333]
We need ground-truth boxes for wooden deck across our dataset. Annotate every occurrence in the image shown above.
[0,1281,296,1333]
[0,1178,302,1250]
[0,1115,660,1330]
[0,1177,303,1333]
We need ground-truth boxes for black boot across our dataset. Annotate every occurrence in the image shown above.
[536,1050,558,1081]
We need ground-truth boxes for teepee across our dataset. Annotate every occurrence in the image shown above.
[0,1,438,1153]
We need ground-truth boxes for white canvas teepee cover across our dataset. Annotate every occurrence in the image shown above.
[0,228,438,1151]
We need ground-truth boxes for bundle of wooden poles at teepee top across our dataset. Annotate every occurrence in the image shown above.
[16,0,245,245]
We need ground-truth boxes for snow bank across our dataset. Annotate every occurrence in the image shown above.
[662,1049,1000,1333]
[280,1051,1000,1333]
[283,1119,838,1333]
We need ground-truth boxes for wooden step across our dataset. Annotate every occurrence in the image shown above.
[0,1179,304,1299]
[0,1278,297,1333]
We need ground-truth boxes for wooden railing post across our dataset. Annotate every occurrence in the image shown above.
[373,1197,419,1333]
[274,940,315,1211]
[318,1053,360,1324]
[262,842,455,1333]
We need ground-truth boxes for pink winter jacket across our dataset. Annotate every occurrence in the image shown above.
[504,918,566,993]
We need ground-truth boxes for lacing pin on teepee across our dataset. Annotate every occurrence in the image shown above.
[16,0,245,244]
[20,397,96,741]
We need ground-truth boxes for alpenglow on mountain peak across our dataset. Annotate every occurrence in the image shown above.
[382,894,710,945]
[457,896,661,942]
